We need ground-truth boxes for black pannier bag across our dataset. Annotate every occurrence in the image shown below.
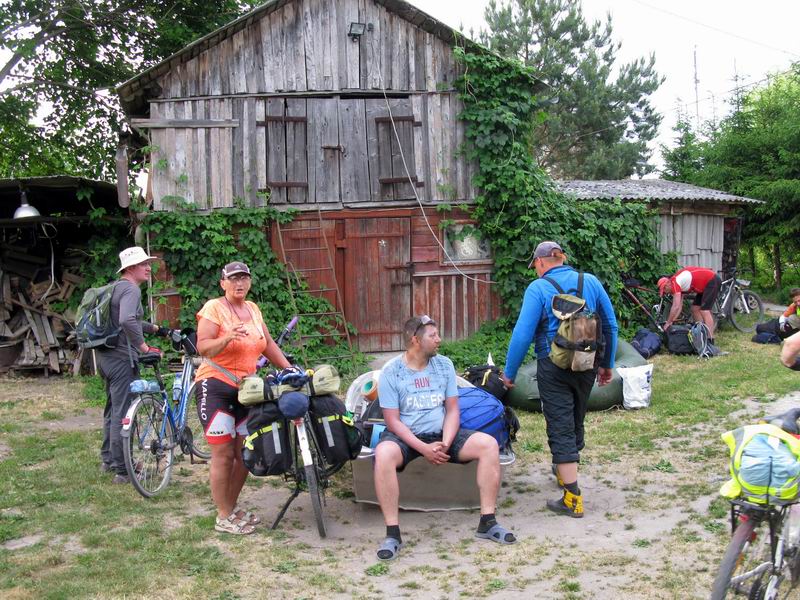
[666,324,694,355]
[309,394,363,465]
[242,402,293,476]
[463,364,508,403]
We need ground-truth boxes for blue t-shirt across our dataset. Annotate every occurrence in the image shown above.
[378,354,459,435]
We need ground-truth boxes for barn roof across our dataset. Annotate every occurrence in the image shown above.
[117,0,480,105]
[556,179,762,205]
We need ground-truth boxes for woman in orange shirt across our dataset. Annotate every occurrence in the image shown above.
[195,261,290,535]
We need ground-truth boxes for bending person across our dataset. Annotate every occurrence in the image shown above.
[373,315,516,561]
[195,261,290,535]
[658,266,721,342]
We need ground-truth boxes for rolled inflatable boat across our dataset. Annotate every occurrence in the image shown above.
[505,339,647,412]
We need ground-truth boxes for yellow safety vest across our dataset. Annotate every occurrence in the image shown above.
[720,423,800,504]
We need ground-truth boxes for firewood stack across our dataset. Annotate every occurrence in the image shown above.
[0,244,83,375]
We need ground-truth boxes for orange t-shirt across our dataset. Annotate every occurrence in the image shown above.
[194,298,268,385]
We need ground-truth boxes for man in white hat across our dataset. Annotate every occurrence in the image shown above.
[98,246,171,484]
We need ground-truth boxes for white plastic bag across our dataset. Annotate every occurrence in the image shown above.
[617,364,654,410]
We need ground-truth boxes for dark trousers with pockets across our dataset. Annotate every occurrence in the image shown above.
[537,357,596,464]
[97,351,138,475]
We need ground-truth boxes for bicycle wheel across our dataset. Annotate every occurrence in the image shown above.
[123,394,175,498]
[710,516,770,600]
[304,463,327,538]
[184,382,210,460]
[730,290,764,333]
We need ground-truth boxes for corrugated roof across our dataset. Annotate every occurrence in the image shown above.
[556,179,761,204]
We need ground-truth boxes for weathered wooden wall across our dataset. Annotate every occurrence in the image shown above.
[148,93,475,209]
[143,0,477,210]
[269,208,501,352]
[154,0,458,98]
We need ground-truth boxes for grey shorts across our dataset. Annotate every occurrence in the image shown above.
[377,428,477,470]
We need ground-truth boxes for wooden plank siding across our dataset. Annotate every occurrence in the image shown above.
[142,0,477,210]
[267,208,501,351]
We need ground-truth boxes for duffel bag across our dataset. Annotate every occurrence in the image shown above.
[463,364,508,402]
[242,402,293,476]
[458,387,509,451]
[309,394,363,464]
[666,325,694,355]
[631,327,662,359]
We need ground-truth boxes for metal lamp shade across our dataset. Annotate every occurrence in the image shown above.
[13,194,40,219]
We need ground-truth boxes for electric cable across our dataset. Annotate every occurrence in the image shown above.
[369,33,495,285]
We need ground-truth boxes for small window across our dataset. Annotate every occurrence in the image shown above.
[441,224,492,264]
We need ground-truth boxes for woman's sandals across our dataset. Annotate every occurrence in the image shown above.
[234,505,261,526]
[215,512,256,535]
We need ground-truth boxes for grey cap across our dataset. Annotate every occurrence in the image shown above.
[528,241,563,266]
[221,261,251,278]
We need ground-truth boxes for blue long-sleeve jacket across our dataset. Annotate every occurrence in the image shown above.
[504,265,619,380]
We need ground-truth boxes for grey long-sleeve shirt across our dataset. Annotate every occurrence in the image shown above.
[101,279,156,359]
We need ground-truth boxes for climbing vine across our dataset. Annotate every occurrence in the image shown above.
[454,46,675,325]
[138,199,362,372]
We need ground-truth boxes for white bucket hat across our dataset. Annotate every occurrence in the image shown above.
[117,246,154,272]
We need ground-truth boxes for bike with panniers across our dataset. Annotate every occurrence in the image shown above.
[237,323,363,538]
[710,407,800,599]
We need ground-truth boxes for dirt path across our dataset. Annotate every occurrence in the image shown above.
[4,376,799,599]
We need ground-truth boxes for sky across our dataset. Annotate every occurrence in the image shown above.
[413,0,800,173]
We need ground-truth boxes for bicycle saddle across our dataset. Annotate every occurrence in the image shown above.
[138,352,162,367]
[764,407,800,435]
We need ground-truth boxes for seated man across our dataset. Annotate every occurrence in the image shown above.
[756,288,800,339]
[373,315,516,561]
[781,330,800,371]
[658,266,721,342]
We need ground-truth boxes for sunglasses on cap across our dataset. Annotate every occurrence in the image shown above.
[414,315,435,336]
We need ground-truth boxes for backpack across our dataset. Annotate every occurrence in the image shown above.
[720,423,800,505]
[463,364,508,403]
[242,402,293,477]
[309,394,363,465]
[457,387,516,452]
[631,327,662,359]
[543,272,602,372]
[689,322,719,358]
[74,282,122,349]
[752,331,782,345]
[666,325,694,355]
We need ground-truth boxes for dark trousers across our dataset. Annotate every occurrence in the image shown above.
[97,351,138,475]
[537,357,596,464]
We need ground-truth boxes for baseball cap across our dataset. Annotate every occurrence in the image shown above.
[405,315,436,338]
[221,261,251,279]
[527,241,563,267]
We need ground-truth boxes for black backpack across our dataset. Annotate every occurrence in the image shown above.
[309,394,363,465]
[463,364,508,403]
[242,402,292,476]
[666,325,694,355]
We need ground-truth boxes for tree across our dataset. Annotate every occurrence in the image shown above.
[480,0,663,179]
[661,117,706,183]
[661,69,800,289]
[0,0,260,180]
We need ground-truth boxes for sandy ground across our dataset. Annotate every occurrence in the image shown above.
[4,376,800,599]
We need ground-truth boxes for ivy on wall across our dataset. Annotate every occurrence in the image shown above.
[454,46,675,325]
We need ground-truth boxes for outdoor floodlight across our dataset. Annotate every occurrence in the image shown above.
[348,22,367,42]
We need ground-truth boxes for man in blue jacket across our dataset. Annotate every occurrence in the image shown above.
[502,241,618,518]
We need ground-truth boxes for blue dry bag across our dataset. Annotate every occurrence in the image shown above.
[457,387,508,450]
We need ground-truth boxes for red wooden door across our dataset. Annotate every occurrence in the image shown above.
[344,218,411,352]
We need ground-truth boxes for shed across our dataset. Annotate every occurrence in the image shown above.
[557,180,762,274]
[118,0,502,351]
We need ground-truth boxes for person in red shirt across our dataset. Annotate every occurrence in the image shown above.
[658,266,722,340]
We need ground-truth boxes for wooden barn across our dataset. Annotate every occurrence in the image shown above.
[117,0,502,352]
[557,180,761,275]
